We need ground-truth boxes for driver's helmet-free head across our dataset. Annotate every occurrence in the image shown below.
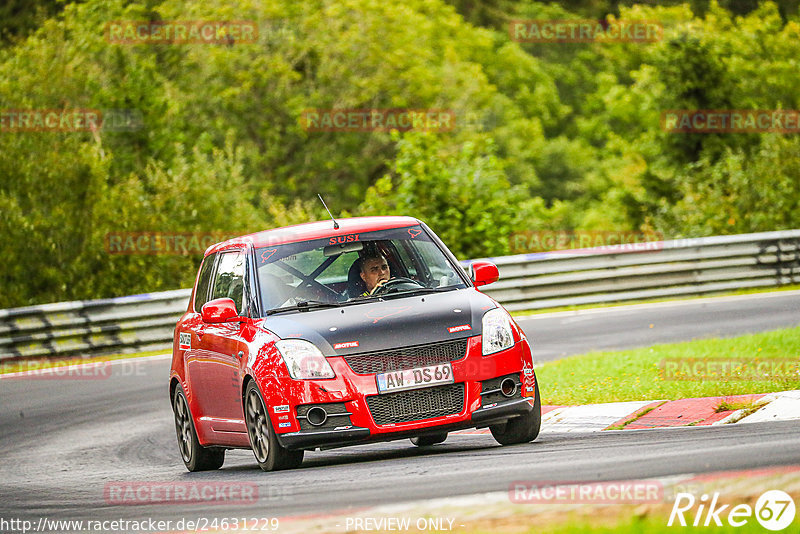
[358,242,383,261]
[358,247,386,273]
[357,245,389,296]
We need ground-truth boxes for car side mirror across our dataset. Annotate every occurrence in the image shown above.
[201,298,245,323]
[470,260,499,287]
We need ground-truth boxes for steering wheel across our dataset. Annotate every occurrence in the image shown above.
[371,277,424,295]
[288,280,343,303]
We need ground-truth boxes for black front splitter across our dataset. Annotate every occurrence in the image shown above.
[276,397,534,450]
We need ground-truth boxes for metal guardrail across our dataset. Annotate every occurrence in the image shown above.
[0,289,191,360]
[1,230,798,360]
[476,229,800,312]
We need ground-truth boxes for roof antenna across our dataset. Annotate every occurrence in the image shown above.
[317,194,339,229]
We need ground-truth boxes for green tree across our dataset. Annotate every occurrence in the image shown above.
[0,0,564,305]
[359,132,557,259]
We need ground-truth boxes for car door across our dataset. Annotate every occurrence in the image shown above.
[181,252,215,410]
[193,250,249,433]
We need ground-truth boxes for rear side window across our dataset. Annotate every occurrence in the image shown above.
[210,252,246,314]
[193,253,216,311]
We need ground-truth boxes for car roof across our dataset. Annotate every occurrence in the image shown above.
[204,216,421,256]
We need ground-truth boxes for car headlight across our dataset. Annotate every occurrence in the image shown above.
[481,308,514,355]
[275,339,335,379]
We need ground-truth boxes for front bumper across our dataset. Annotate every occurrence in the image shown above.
[276,397,534,450]
[267,335,537,449]
[471,397,535,425]
[277,426,371,450]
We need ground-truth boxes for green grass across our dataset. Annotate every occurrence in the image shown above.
[511,284,800,317]
[538,516,770,533]
[464,513,789,534]
[715,400,758,413]
[536,326,800,405]
[605,403,664,430]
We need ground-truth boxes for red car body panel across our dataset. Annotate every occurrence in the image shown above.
[170,217,537,453]
[205,216,421,254]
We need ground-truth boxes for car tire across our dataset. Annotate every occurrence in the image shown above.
[490,381,541,446]
[410,432,448,447]
[173,386,225,471]
[244,381,304,472]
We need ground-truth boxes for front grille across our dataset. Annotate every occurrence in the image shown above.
[344,339,468,375]
[366,383,465,425]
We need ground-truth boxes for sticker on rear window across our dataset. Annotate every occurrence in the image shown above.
[260,248,277,263]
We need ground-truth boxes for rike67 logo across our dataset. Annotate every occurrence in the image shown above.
[669,490,796,531]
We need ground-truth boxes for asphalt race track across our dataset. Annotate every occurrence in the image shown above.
[517,290,800,362]
[1,291,799,530]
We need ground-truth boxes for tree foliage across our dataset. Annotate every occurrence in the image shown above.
[1,0,799,306]
[359,132,556,259]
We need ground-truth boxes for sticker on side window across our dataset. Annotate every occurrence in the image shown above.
[179,332,191,350]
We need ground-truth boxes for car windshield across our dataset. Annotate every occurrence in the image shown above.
[254,225,467,315]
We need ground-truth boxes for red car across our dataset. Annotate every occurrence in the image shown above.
[170,216,540,471]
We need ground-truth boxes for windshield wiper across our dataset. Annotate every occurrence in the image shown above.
[383,286,459,299]
[265,300,341,315]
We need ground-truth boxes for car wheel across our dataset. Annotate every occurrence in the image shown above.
[244,381,304,471]
[490,381,541,446]
[173,386,225,471]
[410,432,448,447]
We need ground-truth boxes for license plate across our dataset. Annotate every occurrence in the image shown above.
[376,363,454,394]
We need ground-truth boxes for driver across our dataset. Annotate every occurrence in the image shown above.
[360,252,391,296]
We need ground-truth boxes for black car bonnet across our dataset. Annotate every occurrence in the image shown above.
[259,288,497,356]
